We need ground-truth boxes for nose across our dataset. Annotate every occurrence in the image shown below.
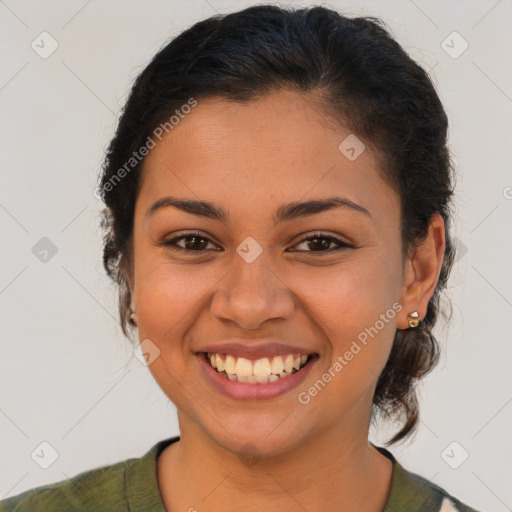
[209,251,295,331]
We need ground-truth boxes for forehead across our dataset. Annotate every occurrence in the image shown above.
[137,90,399,225]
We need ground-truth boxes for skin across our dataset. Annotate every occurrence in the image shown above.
[129,89,445,512]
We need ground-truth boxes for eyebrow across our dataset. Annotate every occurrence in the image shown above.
[146,195,371,224]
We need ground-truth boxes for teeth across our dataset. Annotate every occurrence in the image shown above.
[253,357,271,377]
[235,357,253,377]
[283,354,294,373]
[224,355,236,375]
[271,356,284,374]
[215,353,225,372]
[206,351,312,384]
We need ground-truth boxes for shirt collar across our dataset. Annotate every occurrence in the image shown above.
[127,436,443,512]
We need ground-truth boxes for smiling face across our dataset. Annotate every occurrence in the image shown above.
[130,88,409,457]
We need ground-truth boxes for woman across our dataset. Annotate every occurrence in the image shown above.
[0,4,482,511]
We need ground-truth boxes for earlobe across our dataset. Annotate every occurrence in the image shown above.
[130,292,138,323]
[398,213,446,330]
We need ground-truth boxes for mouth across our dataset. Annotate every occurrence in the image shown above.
[201,351,316,384]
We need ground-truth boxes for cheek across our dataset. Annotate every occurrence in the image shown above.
[135,262,205,339]
[309,250,402,376]
[133,263,207,401]
[303,250,401,331]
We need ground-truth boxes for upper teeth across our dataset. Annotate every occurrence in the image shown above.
[208,353,308,377]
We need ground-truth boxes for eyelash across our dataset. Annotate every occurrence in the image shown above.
[160,231,353,255]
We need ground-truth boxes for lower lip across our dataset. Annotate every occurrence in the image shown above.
[196,352,318,400]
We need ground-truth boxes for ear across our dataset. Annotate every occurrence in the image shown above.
[128,275,137,322]
[397,213,446,330]
[130,296,137,319]
[126,237,137,322]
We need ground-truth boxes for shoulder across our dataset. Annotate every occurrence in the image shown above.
[378,446,482,512]
[0,436,177,512]
[0,458,131,512]
[400,468,481,512]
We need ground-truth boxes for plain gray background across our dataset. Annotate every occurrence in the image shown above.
[1,1,511,510]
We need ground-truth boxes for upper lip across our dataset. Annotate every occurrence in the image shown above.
[196,341,317,360]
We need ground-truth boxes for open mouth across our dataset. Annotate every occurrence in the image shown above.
[202,352,316,384]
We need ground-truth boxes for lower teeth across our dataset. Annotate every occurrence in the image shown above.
[216,367,299,384]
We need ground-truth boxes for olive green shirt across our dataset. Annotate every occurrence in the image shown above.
[0,436,481,511]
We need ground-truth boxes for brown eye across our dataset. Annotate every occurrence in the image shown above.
[160,231,353,255]
[291,232,352,254]
[162,232,217,252]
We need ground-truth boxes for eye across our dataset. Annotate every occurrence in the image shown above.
[161,232,219,252]
[289,232,353,255]
[160,231,353,255]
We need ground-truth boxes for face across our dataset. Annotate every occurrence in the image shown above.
[130,89,407,457]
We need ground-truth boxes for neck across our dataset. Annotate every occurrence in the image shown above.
[157,415,393,512]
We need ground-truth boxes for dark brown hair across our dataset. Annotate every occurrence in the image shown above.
[98,5,456,445]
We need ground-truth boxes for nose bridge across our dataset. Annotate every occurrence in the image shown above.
[234,239,274,289]
[229,237,280,301]
[210,237,294,329]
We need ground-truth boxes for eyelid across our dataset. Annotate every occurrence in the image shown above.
[160,230,353,254]
[285,232,353,256]
[160,230,220,252]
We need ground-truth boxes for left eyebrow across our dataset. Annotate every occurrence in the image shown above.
[145,195,371,225]
[274,197,372,224]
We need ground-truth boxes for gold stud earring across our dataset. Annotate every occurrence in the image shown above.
[408,311,420,328]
